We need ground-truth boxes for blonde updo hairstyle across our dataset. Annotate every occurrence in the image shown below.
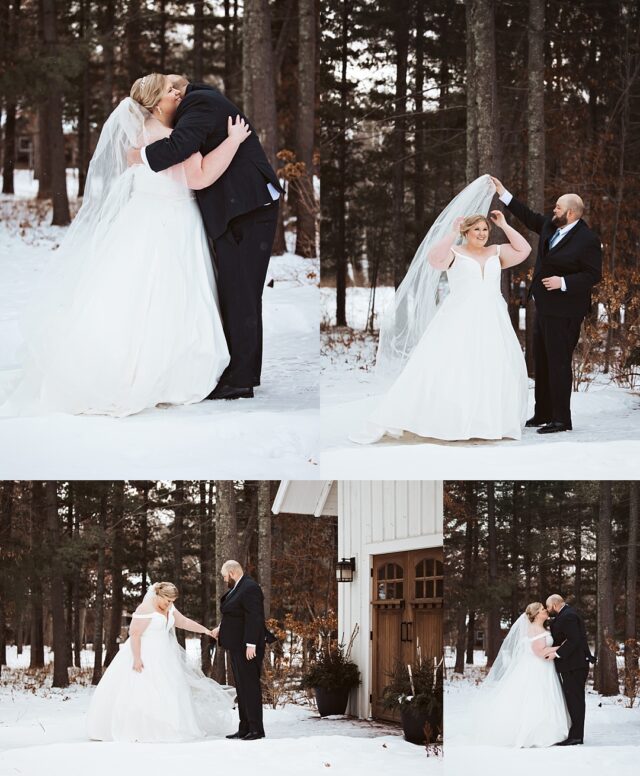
[153,581,179,601]
[460,213,490,238]
[130,73,167,112]
[525,601,544,622]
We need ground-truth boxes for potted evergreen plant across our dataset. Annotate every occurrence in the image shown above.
[301,632,361,717]
[382,654,443,745]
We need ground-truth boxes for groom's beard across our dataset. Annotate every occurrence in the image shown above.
[552,213,568,227]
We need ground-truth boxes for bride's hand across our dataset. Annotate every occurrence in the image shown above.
[489,209,507,229]
[452,216,465,234]
[133,658,144,672]
[228,115,251,145]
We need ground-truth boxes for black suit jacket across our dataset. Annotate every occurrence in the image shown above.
[549,604,594,673]
[144,83,282,239]
[506,196,602,319]
[218,575,269,654]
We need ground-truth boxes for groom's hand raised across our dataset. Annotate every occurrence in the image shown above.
[490,176,505,196]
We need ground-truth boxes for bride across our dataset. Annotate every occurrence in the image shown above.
[0,73,250,418]
[468,602,570,748]
[351,174,531,443]
[87,581,234,742]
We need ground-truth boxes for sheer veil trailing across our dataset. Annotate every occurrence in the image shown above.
[19,98,149,367]
[483,612,529,686]
[375,174,496,379]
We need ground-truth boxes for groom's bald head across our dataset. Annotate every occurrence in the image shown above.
[546,594,565,614]
[553,193,584,227]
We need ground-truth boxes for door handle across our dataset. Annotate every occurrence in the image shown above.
[406,621,413,642]
[400,621,408,642]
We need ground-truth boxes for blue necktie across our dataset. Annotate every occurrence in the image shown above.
[549,229,562,248]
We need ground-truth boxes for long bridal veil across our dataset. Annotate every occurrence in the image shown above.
[483,613,529,685]
[375,174,496,379]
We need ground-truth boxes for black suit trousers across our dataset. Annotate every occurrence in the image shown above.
[558,666,589,741]
[230,648,264,735]
[533,312,583,426]
[212,202,279,387]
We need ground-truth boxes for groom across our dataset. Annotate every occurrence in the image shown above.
[490,176,602,434]
[545,594,595,745]
[212,560,274,740]
[130,75,283,401]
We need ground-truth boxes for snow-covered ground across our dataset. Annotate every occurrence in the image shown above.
[444,654,640,776]
[0,646,434,776]
[320,287,640,479]
[0,172,319,478]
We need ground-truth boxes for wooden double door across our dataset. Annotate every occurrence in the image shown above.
[371,548,443,721]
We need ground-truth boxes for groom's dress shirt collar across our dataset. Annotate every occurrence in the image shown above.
[551,219,579,243]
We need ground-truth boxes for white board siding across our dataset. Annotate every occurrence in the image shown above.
[337,481,443,718]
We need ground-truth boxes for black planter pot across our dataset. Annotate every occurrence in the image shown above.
[314,686,350,717]
[400,705,440,745]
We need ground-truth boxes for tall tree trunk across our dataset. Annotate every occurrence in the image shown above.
[391,1,409,288]
[625,481,639,697]
[413,0,426,243]
[140,483,150,600]
[257,481,271,618]
[104,482,124,667]
[158,0,167,72]
[294,0,317,258]
[193,0,204,81]
[486,482,501,667]
[472,0,507,304]
[77,0,91,197]
[125,0,142,85]
[2,0,20,194]
[100,0,115,116]
[594,482,619,695]
[173,481,185,648]
[70,484,81,668]
[92,484,108,684]
[45,481,68,688]
[0,483,14,670]
[29,483,45,668]
[36,107,52,199]
[242,0,284,254]
[465,0,478,181]
[525,0,545,375]
[456,483,476,673]
[41,0,70,224]
[334,0,348,326]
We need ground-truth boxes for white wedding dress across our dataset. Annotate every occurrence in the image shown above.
[0,101,229,418]
[87,606,235,743]
[359,245,528,442]
[469,624,570,748]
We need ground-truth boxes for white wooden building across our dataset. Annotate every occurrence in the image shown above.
[272,480,443,721]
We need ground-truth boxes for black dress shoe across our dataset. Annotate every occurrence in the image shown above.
[537,421,572,434]
[206,384,254,401]
[525,416,550,428]
[241,731,265,740]
[554,737,583,746]
[226,731,247,739]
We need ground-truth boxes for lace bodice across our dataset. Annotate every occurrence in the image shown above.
[447,246,502,297]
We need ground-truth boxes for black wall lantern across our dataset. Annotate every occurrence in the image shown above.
[336,557,356,583]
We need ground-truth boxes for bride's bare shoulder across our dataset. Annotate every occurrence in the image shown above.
[134,601,155,615]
